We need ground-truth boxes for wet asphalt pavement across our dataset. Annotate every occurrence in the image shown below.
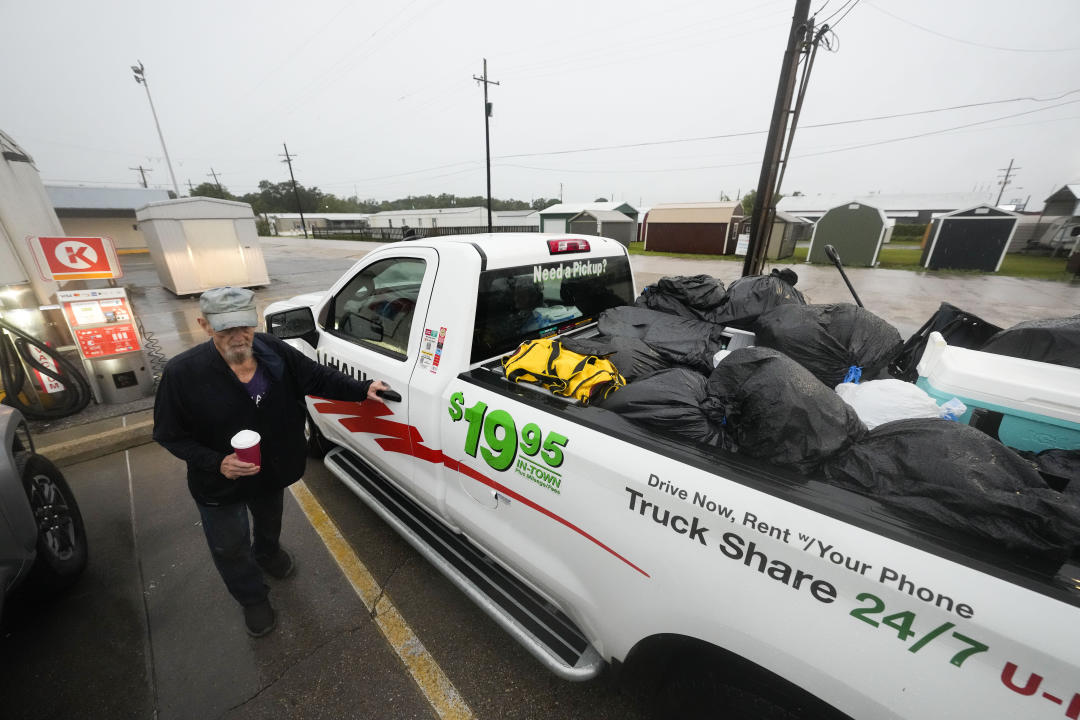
[0,237,1076,719]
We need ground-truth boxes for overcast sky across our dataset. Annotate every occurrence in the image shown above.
[4,0,1078,209]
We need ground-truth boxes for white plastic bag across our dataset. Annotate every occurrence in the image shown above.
[835,379,943,429]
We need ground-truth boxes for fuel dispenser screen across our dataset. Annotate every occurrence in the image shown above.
[57,289,142,359]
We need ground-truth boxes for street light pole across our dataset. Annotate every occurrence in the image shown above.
[131,61,180,197]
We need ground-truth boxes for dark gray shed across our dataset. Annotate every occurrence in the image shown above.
[806,202,887,267]
[567,209,635,246]
[919,204,1018,272]
[766,210,812,260]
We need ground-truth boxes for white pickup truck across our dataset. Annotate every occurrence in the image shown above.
[265,233,1080,719]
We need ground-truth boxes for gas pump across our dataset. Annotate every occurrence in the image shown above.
[0,129,155,417]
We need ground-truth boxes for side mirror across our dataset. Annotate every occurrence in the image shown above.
[267,307,319,347]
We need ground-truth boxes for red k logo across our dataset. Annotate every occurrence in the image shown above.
[55,241,99,270]
[32,236,119,280]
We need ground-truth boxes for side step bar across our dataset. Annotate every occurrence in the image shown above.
[323,447,605,681]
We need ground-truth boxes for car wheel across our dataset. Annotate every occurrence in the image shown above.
[22,454,88,591]
[305,412,330,459]
[654,654,800,720]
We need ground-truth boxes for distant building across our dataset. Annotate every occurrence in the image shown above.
[363,207,540,234]
[537,202,637,233]
[778,192,996,224]
[567,209,636,246]
[641,202,743,254]
[267,212,369,235]
[45,184,170,251]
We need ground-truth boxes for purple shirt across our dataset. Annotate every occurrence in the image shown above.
[243,364,269,407]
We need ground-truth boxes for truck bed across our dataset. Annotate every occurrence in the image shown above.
[467,358,1080,608]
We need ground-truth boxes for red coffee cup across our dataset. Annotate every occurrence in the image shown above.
[231,429,261,466]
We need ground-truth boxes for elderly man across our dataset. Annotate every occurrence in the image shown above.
[154,286,389,637]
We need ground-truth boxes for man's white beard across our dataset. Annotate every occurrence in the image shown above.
[224,345,252,364]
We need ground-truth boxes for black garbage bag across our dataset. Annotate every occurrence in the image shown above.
[703,347,867,473]
[635,274,726,320]
[560,334,669,382]
[753,303,903,388]
[1016,448,1080,492]
[890,302,1002,382]
[979,315,1080,369]
[598,305,727,374]
[705,268,805,329]
[824,418,1080,558]
[599,368,726,447]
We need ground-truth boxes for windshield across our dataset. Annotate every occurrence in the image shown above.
[472,254,634,363]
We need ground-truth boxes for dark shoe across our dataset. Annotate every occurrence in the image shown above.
[256,547,295,579]
[244,601,276,637]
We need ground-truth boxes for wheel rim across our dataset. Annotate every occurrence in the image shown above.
[27,472,78,561]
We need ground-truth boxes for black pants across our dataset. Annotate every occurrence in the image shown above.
[196,489,284,607]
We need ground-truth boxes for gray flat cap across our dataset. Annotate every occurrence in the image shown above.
[200,287,257,331]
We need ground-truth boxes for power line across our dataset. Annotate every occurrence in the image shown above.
[865,2,1080,53]
[796,98,1080,158]
[496,102,1080,176]
[819,0,856,25]
[494,88,1080,159]
[827,0,860,29]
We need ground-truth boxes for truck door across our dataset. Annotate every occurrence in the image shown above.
[310,247,438,503]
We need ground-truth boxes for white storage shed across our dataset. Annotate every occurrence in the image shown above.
[136,198,270,295]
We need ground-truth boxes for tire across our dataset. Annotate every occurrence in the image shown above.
[654,654,801,720]
[304,412,330,459]
[22,454,88,592]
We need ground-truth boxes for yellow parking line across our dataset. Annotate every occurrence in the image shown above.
[291,481,475,720]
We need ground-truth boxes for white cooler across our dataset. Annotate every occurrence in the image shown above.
[915,331,1080,452]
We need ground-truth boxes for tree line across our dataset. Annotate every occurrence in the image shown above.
[187,181,562,215]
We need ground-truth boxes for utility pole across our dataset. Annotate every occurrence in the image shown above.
[473,58,500,233]
[280,143,309,239]
[129,165,151,188]
[995,158,1020,206]
[187,179,195,194]
[208,167,224,193]
[131,61,180,198]
[742,0,812,277]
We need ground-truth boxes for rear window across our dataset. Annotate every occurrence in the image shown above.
[472,255,634,362]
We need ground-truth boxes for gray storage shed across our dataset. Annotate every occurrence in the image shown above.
[766,210,812,260]
[538,202,637,233]
[919,204,1019,272]
[807,201,887,267]
[567,209,635,246]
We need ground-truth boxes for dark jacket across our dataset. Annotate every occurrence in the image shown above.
[153,333,372,506]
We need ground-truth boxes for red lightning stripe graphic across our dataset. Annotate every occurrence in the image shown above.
[311,398,649,577]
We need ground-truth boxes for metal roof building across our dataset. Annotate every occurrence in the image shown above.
[364,207,540,231]
[45,184,171,250]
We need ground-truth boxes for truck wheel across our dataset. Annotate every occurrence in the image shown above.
[654,656,799,720]
[305,413,330,459]
[22,454,88,592]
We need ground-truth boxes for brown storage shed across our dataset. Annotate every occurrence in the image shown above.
[642,202,743,254]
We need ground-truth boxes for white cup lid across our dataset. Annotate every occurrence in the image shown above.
[231,429,261,449]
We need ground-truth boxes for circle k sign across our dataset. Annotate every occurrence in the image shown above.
[30,236,122,280]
